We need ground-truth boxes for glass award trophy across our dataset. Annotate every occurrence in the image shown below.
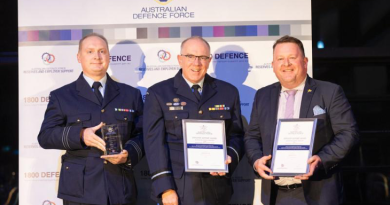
[101,124,123,155]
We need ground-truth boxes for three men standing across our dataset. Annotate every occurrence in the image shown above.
[38,33,358,205]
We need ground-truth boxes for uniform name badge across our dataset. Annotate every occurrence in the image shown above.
[182,119,228,173]
[270,118,317,176]
[101,124,123,155]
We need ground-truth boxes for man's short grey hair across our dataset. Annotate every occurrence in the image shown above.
[78,33,109,52]
[180,36,210,53]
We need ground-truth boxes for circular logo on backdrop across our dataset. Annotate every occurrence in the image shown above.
[154,0,174,5]
[42,52,55,65]
[42,200,56,205]
[157,50,171,62]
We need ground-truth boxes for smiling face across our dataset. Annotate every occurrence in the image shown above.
[77,36,110,81]
[272,42,308,89]
[177,38,212,84]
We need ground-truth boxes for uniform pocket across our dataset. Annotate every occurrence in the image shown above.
[67,113,91,128]
[58,158,85,197]
[114,112,135,122]
[164,112,189,142]
[114,112,135,141]
[210,111,231,120]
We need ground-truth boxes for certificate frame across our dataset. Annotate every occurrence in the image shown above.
[270,118,317,176]
[182,119,228,173]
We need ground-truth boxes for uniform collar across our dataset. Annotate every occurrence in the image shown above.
[83,74,107,89]
[182,73,205,90]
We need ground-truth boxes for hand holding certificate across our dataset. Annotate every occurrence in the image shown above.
[254,155,275,180]
[294,155,322,180]
[270,118,317,176]
[210,156,231,176]
[182,119,228,173]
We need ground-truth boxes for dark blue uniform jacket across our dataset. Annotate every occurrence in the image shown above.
[38,73,144,205]
[144,70,244,205]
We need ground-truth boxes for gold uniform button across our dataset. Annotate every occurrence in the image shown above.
[77,119,80,122]
[66,167,69,170]
[124,117,128,120]
[198,110,203,114]
[220,115,224,119]
[175,116,178,119]
[101,109,105,113]
[104,160,107,164]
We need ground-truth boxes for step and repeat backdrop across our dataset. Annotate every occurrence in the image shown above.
[18,0,311,204]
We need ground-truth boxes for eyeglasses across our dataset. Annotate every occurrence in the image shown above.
[180,54,212,62]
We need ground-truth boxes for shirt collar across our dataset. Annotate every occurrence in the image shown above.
[281,76,307,92]
[182,74,205,90]
[83,74,107,88]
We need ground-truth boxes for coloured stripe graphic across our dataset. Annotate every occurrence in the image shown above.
[19,23,310,43]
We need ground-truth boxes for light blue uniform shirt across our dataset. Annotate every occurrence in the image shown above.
[83,74,107,97]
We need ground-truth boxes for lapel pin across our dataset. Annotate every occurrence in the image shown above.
[308,89,312,93]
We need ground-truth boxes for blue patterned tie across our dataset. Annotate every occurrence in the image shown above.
[192,84,201,102]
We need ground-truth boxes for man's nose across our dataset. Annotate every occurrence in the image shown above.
[94,52,102,59]
[193,56,202,65]
[283,59,291,66]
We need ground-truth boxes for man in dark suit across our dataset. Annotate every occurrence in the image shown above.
[38,33,144,205]
[245,35,359,205]
[143,36,244,205]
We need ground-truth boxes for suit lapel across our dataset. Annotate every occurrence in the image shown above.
[76,74,101,106]
[174,71,199,103]
[102,74,120,108]
[300,76,317,118]
[270,83,281,147]
[199,74,217,107]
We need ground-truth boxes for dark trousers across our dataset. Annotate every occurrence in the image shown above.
[270,183,307,205]
[156,173,232,205]
[63,199,134,205]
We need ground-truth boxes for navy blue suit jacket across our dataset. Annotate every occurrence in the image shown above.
[245,76,359,205]
[143,70,244,204]
[38,73,144,204]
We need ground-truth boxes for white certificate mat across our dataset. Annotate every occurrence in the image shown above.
[270,118,317,176]
[182,119,228,172]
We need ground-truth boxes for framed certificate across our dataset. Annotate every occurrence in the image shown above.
[270,118,317,176]
[182,119,228,173]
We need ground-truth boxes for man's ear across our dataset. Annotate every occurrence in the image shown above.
[77,53,81,63]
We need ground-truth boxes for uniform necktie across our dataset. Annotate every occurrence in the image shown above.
[192,84,201,102]
[284,90,297,118]
[92,82,103,105]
